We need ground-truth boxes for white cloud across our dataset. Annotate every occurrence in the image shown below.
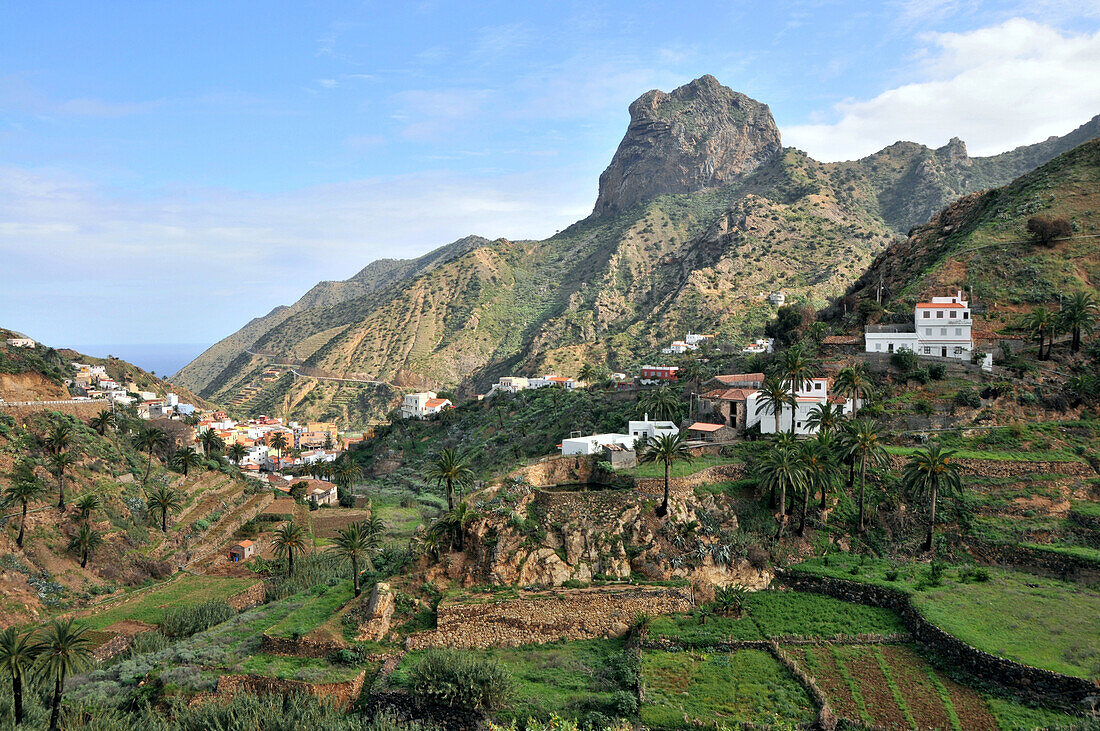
[784,19,1100,161]
[0,164,591,344]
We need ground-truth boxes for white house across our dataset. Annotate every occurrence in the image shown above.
[528,375,580,390]
[685,333,714,346]
[742,338,774,355]
[768,292,786,306]
[661,333,714,354]
[401,392,452,419]
[490,376,529,395]
[300,449,338,465]
[5,338,35,348]
[165,393,179,407]
[561,432,636,456]
[745,377,854,436]
[661,341,691,355]
[627,415,679,441]
[864,290,975,362]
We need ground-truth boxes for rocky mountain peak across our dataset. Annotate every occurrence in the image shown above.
[593,75,782,216]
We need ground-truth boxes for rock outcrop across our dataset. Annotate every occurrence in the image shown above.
[593,75,782,216]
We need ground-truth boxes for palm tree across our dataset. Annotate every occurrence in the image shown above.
[840,419,888,532]
[268,432,289,459]
[144,483,183,532]
[780,344,816,433]
[48,450,77,510]
[755,375,795,435]
[68,524,102,568]
[427,503,478,552]
[640,383,683,422]
[901,444,963,552]
[333,459,362,492]
[805,402,846,436]
[171,446,203,477]
[0,627,39,725]
[226,443,247,465]
[271,520,310,576]
[133,425,167,484]
[43,422,72,456]
[578,363,598,384]
[1025,306,1056,360]
[803,432,841,521]
[427,448,474,511]
[834,364,873,411]
[759,444,807,539]
[1060,291,1098,354]
[88,411,115,441]
[34,618,93,731]
[641,432,690,517]
[3,460,45,548]
[75,492,101,525]
[330,522,381,596]
[198,428,225,458]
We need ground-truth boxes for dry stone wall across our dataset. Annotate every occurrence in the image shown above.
[887,455,1093,478]
[259,633,347,658]
[406,585,693,649]
[227,581,266,611]
[214,668,367,708]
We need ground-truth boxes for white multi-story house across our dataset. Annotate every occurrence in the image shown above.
[768,292,786,306]
[401,391,452,419]
[489,376,529,395]
[742,338,774,355]
[661,333,714,354]
[527,375,580,390]
[744,377,854,436]
[560,432,637,456]
[627,415,679,441]
[864,290,975,361]
[5,338,35,348]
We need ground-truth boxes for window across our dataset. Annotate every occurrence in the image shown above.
[955,328,962,336]
[925,328,932,336]
[936,311,944,318]
[940,328,947,336]
[954,347,964,355]
[815,382,822,390]
[923,347,931,354]
[963,312,969,319]
[923,311,930,318]
[875,343,882,351]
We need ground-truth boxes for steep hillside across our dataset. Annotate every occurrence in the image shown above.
[843,137,1100,332]
[178,76,1100,425]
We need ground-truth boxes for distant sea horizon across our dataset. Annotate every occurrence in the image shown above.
[67,343,210,379]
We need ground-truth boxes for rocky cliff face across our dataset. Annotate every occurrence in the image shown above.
[592,75,782,216]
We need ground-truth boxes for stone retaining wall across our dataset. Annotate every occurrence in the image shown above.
[214,668,367,708]
[971,541,1100,585]
[406,586,694,650]
[781,572,1099,711]
[227,581,266,611]
[888,455,1094,478]
[90,632,134,663]
[634,461,747,494]
[259,633,347,658]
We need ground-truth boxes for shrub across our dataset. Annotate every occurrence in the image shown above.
[129,630,172,656]
[408,650,512,710]
[909,367,931,385]
[954,387,981,409]
[959,565,990,583]
[159,600,236,638]
[1017,391,1038,406]
[1027,216,1072,247]
[891,348,918,374]
[928,363,946,380]
[914,400,934,416]
[714,584,747,616]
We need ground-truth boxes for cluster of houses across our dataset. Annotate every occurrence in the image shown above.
[68,362,198,417]
[196,415,342,474]
[661,332,714,355]
[5,337,35,348]
[485,374,584,399]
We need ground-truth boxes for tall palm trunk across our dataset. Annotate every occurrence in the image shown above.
[819,480,828,512]
[445,477,454,511]
[80,547,88,568]
[287,547,294,576]
[775,482,788,540]
[797,484,809,536]
[846,458,855,491]
[857,457,867,532]
[17,501,27,548]
[144,448,155,484]
[161,508,168,532]
[659,463,671,517]
[12,672,23,726]
[923,484,938,552]
[49,673,64,731]
[57,472,66,510]
[1037,331,1045,360]
[351,555,360,596]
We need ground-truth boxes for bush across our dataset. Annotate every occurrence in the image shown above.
[1027,216,1072,247]
[1017,391,1038,406]
[928,363,946,380]
[129,630,172,656]
[891,348,918,374]
[159,600,237,638]
[954,387,981,409]
[408,649,512,710]
[914,400,934,416]
[909,367,931,385]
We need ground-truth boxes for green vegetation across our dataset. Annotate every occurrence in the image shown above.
[792,554,1100,678]
[648,613,763,645]
[620,453,740,479]
[159,600,237,638]
[640,649,816,728]
[405,649,513,712]
[75,575,256,632]
[236,653,363,683]
[884,445,1082,463]
[265,581,355,639]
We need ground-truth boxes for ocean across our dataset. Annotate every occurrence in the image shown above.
[68,343,210,379]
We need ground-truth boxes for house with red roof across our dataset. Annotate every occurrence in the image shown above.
[401,391,453,419]
[865,290,981,365]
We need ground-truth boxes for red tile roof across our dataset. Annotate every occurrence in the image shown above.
[714,373,765,384]
[702,387,758,401]
[688,422,726,432]
[236,540,254,548]
[425,398,450,408]
[916,302,965,308]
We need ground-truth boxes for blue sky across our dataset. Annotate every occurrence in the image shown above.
[2,1,1099,353]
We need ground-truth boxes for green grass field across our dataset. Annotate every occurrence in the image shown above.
[792,554,1100,679]
[640,649,816,728]
[617,454,740,479]
[234,653,364,683]
[884,445,1082,463]
[265,580,355,639]
[392,640,631,723]
[76,574,258,631]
